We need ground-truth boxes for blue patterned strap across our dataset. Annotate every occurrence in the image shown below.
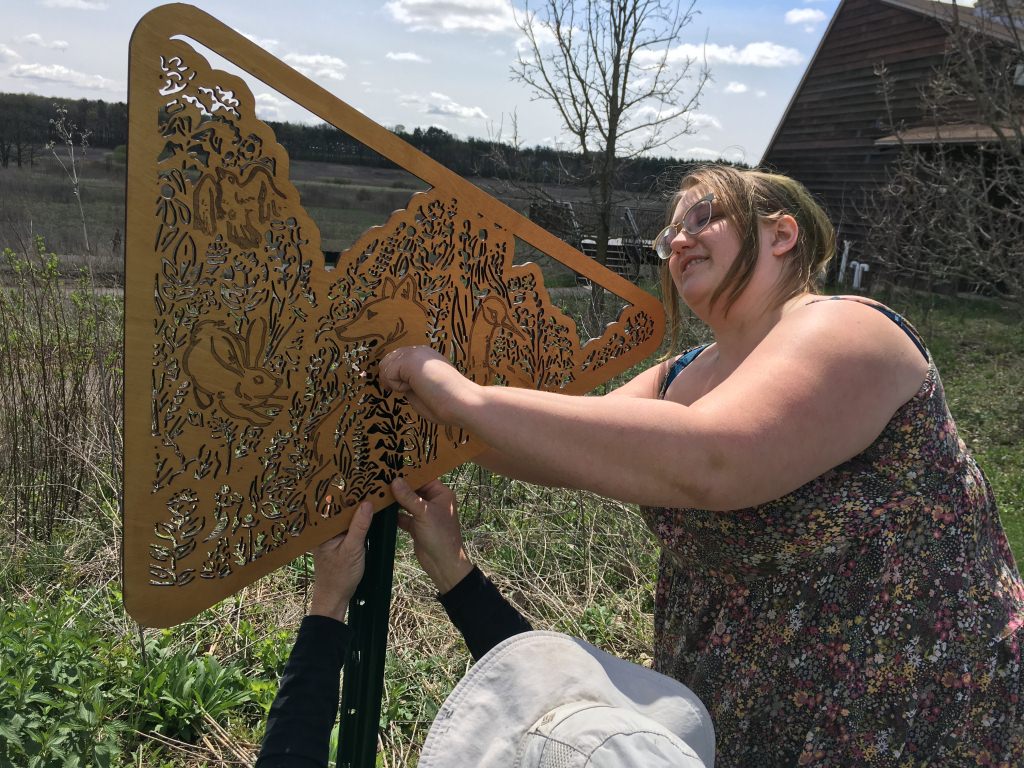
[806,296,929,362]
[660,343,712,397]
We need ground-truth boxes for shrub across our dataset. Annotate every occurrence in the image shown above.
[0,237,123,542]
[0,594,128,768]
[130,635,256,743]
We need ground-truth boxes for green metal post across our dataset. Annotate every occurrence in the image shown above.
[336,503,399,768]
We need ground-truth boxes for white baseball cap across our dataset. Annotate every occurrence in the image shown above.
[419,631,715,767]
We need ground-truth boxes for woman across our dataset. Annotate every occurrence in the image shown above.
[380,165,1024,765]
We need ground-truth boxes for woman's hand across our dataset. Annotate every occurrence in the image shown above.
[308,501,373,622]
[378,346,478,426]
[391,478,474,594]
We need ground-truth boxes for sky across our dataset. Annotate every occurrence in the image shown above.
[0,0,975,165]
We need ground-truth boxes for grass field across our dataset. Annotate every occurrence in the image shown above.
[1,159,1022,766]
[0,152,436,274]
[0,150,664,283]
[0,151,127,276]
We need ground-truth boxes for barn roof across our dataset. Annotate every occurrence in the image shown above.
[882,0,1021,42]
[874,122,1024,144]
[760,0,1021,163]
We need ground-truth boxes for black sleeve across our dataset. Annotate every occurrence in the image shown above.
[256,614,352,768]
[437,566,532,661]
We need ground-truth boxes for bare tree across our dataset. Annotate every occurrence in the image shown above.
[513,0,708,322]
[865,1,1023,307]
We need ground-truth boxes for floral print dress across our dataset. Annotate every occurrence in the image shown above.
[641,302,1024,767]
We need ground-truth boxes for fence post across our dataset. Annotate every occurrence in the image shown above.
[335,503,399,767]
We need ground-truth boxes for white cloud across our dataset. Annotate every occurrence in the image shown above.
[426,91,487,119]
[785,8,827,32]
[254,93,286,120]
[387,51,430,63]
[711,42,803,67]
[385,0,519,34]
[10,62,118,90]
[40,0,107,9]
[723,147,750,163]
[0,45,21,62]
[690,112,722,131]
[756,90,767,98]
[400,90,488,120]
[644,41,804,68]
[513,11,562,49]
[283,53,347,81]
[724,81,748,94]
[241,32,279,51]
[631,104,672,122]
[22,33,69,51]
[682,145,747,163]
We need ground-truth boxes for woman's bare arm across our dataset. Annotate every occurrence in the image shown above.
[381,300,928,510]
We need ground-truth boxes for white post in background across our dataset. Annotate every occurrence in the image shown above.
[837,240,853,284]
[852,261,870,290]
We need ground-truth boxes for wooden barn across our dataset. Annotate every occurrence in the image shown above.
[761,0,1022,289]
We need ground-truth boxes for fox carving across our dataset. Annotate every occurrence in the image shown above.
[334,274,431,355]
[335,275,533,386]
[193,164,287,248]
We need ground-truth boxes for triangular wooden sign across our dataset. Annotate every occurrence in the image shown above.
[124,3,665,626]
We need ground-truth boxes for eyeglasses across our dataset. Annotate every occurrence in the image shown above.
[653,193,718,260]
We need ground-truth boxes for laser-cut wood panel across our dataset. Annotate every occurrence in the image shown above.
[124,3,666,627]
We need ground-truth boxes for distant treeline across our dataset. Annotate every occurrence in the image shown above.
[0,91,727,190]
[267,120,708,193]
[0,92,127,167]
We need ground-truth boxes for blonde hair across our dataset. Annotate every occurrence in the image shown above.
[660,164,836,352]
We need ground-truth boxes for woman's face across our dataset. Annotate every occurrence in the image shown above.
[665,187,743,316]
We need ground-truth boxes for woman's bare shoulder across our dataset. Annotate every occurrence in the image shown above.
[764,294,929,398]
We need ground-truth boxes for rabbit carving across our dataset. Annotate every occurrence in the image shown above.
[182,317,286,427]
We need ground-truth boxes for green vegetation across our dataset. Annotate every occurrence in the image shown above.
[0,96,679,289]
[0,152,126,281]
[296,178,428,253]
[0,93,127,169]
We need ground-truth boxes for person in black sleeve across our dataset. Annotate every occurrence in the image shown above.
[390,476,533,660]
[258,477,714,767]
[256,478,532,767]
[256,500,372,768]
